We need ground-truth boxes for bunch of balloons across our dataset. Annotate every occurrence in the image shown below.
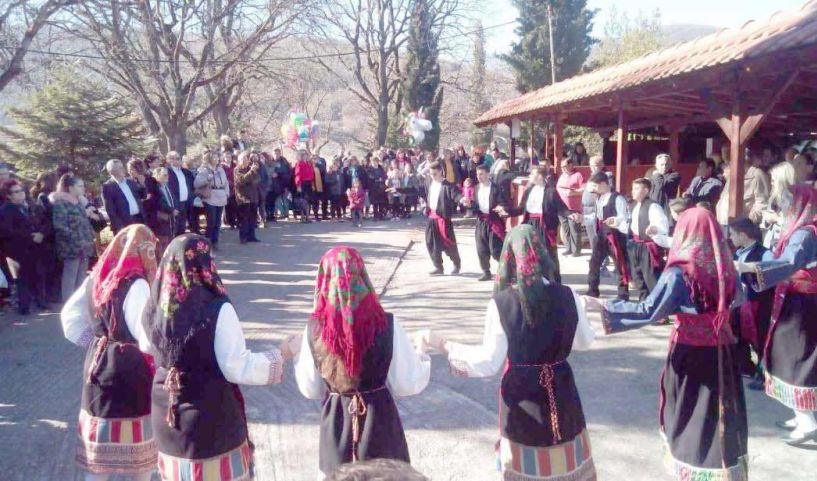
[281,111,319,148]
[405,108,432,145]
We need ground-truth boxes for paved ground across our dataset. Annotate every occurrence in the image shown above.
[0,217,814,480]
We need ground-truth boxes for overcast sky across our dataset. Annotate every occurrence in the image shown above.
[478,0,808,56]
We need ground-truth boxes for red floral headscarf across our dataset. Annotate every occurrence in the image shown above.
[312,247,386,378]
[665,207,736,323]
[91,224,158,313]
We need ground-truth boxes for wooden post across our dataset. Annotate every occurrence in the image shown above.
[615,109,628,192]
[553,115,564,167]
[544,120,552,162]
[668,124,681,164]
[728,101,745,219]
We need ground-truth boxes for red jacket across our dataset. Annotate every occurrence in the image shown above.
[294,160,315,187]
[347,187,365,210]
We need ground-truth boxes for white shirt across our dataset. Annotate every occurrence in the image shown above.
[61,277,284,385]
[428,180,442,211]
[477,183,492,214]
[446,279,595,378]
[294,317,431,399]
[525,185,545,214]
[630,201,669,239]
[653,233,673,249]
[171,166,189,202]
[595,192,629,235]
[114,177,140,216]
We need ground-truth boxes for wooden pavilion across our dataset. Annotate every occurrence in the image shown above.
[475,0,817,217]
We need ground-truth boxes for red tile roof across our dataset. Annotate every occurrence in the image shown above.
[475,0,817,126]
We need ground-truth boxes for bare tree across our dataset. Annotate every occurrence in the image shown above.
[0,0,75,93]
[68,0,307,153]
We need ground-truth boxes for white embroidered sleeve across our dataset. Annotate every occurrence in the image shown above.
[60,277,94,348]
[294,324,325,400]
[386,318,431,397]
[122,278,153,355]
[446,300,508,378]
[648,203,670,237]
[214,303,284,385]
[571,289,596,351]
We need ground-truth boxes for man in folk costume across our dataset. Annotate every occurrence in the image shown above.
[60,224,160,481]
[497,166,581,284]
[471,164,510,281]
[584,171,630,300]
[425,161,468,276]
[427,225,597,481]
[736,184,817,445]
[627,178,669,301]
[587,207,748,481]
[142,234,296,481]
[294,247,430,479]
[728,217,774,391]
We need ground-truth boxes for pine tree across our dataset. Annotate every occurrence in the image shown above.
[502,0,596,93]
[470,21,493,146]
[402,0,444,151]
[0,70,148,182]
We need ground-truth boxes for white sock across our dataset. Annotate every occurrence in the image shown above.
[793,410,817,436]
[85,474,110,481]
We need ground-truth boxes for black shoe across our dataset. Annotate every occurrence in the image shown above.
[617,294,630,301]
[429,268,444,276]
[748,373,765,391]
[783,428,817,446]
[583,290,600,298]
[451,267,461,275]
[17,308,30,316]
[776,420,797,432]
[478,273,492,281]
[572,252,582,258]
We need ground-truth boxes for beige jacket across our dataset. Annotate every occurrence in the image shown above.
[743,166,769,223]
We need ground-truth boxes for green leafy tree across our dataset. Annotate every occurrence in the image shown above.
[402,0,444,151]
[0,70,148,182]
[502,0,596,93]
[470,21,492,146]
[591,7,665,68]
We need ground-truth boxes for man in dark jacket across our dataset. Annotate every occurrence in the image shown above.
[166,151,195,234]
[102,159,145,234]
[324,160,347,220]
[267,148,291,222]
[649,153,682,226]
[0,179,49,314]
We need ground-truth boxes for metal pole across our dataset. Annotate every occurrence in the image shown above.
[547,2,557,84]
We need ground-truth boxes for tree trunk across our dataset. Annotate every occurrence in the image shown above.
[212,95,232,138]
[376,100,389,148]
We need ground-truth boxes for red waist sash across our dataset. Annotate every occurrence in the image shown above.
[428,209,454,247]
[632,234,665,269]
[477,212,506,240]
[672,312,737,347]
[526,213,557,248]
[599,221,631,284]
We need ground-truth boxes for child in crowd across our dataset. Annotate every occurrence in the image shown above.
[402,163,421,217]
[347,177,366,228]
[462,178,474,218]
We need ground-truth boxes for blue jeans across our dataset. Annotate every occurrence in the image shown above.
[205,204,224,245]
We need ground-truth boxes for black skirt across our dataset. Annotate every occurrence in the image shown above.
[661,342,748,480]
[764,291,817,411]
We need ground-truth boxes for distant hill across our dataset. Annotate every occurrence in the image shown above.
[662,24,720,45]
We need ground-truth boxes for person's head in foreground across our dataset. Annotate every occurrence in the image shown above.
[775,183,817,257]
[666,207,736,318]
[496,224,557,325]
[144,234,228,352]
[631,178,651,203]
[91,224,159,315]
[428,161,443,182]
[587,171,611,195]
[326,459,429,481]
[728,217,763,249]
[310,247,386,392]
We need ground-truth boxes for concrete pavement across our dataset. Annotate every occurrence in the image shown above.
[0,217,813,480]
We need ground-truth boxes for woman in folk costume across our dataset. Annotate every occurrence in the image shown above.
[60,224,160,481]
[142,234,296,481]
[586,207,748,480]
[294,247,430,479]
[736,184,817,445]
[426,224,597,481]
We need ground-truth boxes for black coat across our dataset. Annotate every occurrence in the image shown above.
[507,185,572,230]
[270,158,291,195]
[0,202,49,262]
[649,170,681,209]
[167,167,195,206]
[324,171,346,197]
[144,178,176,237]
[102,179,145,233]
[343,166,369,190]
[470,182,510,222]
[426,180,462,219]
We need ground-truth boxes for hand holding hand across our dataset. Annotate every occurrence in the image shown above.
[32,232,44,244]
[603,217,617,227]
[278,334,302,360]
[583,296,603,312]
[427,330,448,353]
[413,329,431,353]
[569,213,582,223]
[645,225,659,236]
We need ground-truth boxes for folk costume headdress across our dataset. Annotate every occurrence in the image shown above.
[311,247,386,378]
[775,183,817,257]
[494,224,557,326]
[91,224,158,315]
